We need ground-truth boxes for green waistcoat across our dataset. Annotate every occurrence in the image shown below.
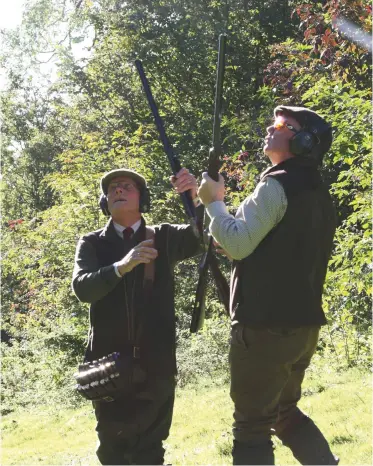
[230,157,336,327]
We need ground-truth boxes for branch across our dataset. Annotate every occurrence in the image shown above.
[35,53,57,64]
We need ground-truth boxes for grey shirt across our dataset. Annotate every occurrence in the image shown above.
[205,177,288,260]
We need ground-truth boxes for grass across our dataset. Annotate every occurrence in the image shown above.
[1,365,371,465]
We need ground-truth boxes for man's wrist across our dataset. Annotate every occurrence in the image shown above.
[205,200,229,218]
[204,197,223,206]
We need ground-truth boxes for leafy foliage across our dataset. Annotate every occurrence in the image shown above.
[1,0,371,412]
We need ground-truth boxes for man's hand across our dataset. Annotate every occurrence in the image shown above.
[170,167,198,200]
[197,172,225,206]
[116,239,158,276]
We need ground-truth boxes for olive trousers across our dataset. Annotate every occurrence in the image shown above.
[229,324,338,465]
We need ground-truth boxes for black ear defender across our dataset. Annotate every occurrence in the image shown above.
[99,194,111,217]
[99,188,151,217]
[289,130,318,156]
[139,187,151,213]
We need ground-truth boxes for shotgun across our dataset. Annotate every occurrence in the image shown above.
[190,34,228,333]
[135,58,229,321]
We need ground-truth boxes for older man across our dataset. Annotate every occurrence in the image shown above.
[72,167,200,465]
[198,106,338,465]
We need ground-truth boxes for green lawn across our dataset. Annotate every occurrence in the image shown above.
[1,366,371,465]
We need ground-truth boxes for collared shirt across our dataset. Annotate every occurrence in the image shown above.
[113,219,142,277]
[205,177,288,261]
[113,219,141,238]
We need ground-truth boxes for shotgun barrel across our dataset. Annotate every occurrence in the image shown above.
[190,34,229,333]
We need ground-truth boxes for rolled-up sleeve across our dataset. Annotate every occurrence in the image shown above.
[205,177,287,260]
[72,237,122,303]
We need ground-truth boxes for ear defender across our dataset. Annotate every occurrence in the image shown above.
[99,194,111,217]
[139,187,151,213]
[289,130,317,156]
[99,189,151,216]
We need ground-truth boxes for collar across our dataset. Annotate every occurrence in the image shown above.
[260,156,318,180]
[99,217,146,243]
[98,218,121,243]
[113,219,141,238]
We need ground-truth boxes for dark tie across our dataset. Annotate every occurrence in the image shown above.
[123,227,134,240]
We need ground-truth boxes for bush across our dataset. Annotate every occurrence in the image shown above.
[176,315,230,387]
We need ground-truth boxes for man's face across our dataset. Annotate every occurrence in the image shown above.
[106,176,141,216]
[263,113,301,160]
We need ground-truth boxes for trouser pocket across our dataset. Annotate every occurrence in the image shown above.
[230,323,251,350]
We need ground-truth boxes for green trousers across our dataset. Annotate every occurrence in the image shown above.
[93,376,175,465]
[230,324,338,465]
